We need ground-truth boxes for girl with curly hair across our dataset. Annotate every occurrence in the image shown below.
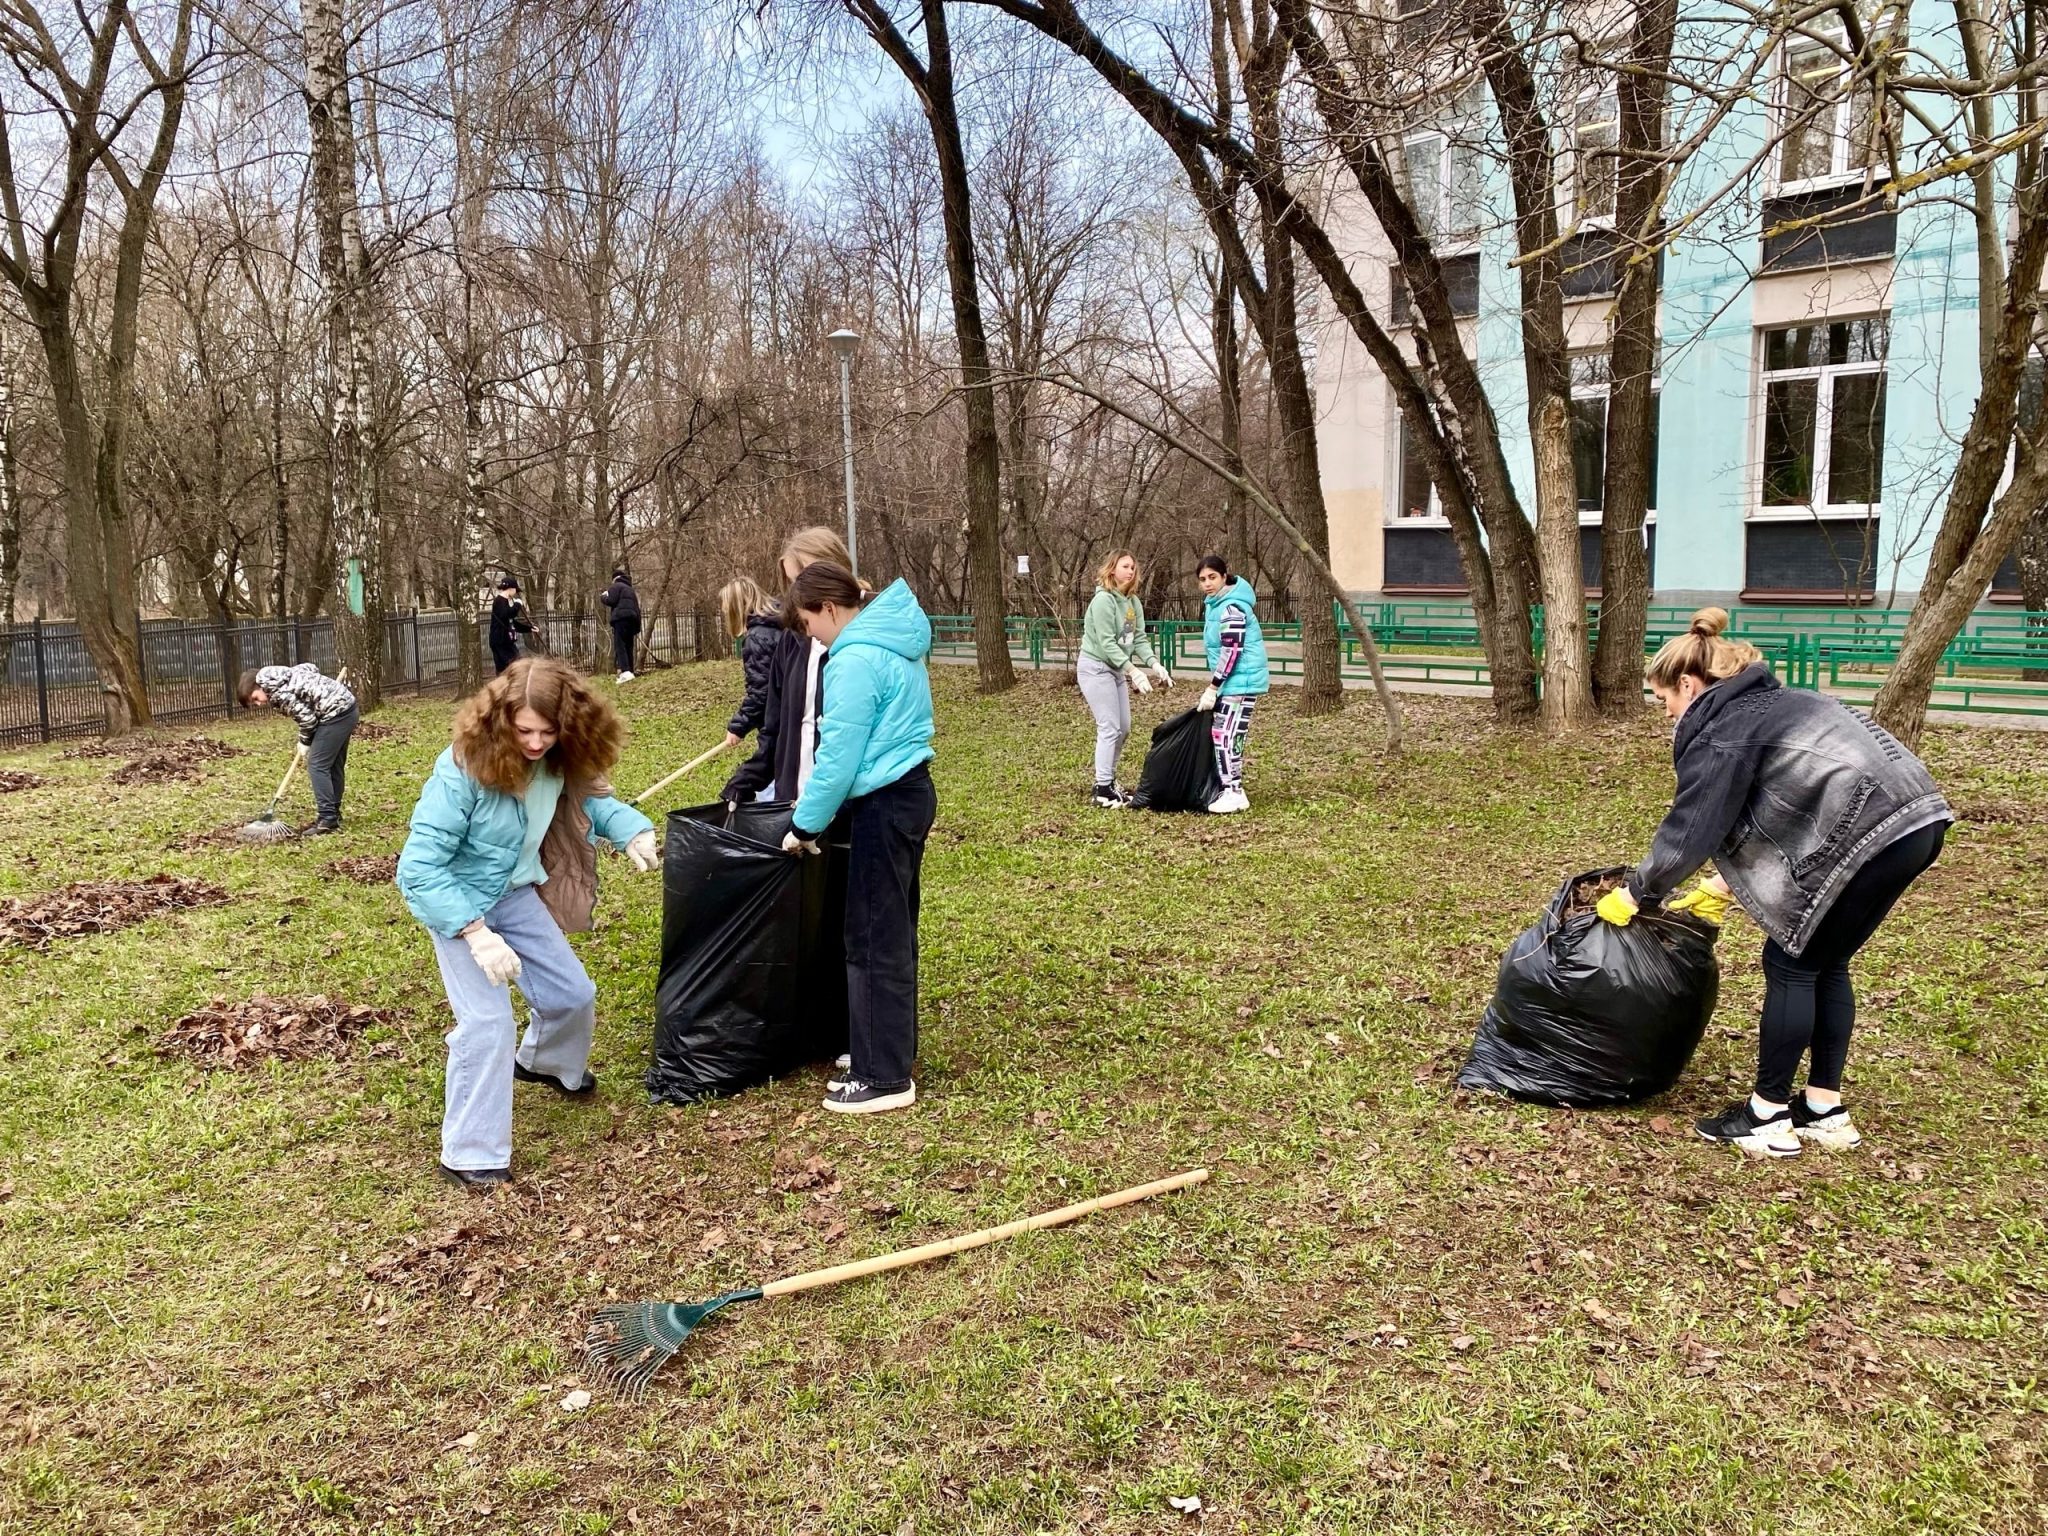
[397,658,659,1185]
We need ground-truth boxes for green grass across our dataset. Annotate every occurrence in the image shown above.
[1,667,2044,1535]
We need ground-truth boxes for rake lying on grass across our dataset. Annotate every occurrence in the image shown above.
[585,1167,1209,1397]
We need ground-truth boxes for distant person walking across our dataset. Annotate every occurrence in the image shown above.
[1077,550,1173,807]
[237,662,359,834]
[601,567,641,683]
[719,576,783,754]
[1596,609,1953,1158]
[1194,555,1269,815]
[781,562,936,1115]
[489,577,535,675]
[722,526,857,806]
[396,657,659,1186]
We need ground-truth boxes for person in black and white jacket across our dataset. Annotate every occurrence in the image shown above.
[238,663,360,833]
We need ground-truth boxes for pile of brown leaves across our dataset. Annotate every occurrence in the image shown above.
[71,734,243,764]
[111,752,206,785]
[351,720,401,742]
[155,993,400,1067]
[1563,870,1625,918]
[0,770,44,794]
[0,874,229,950]
[365,1225,514,1303]
[326,854,398,884]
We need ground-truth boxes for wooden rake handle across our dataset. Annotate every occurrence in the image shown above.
[759,1168,1210,1300]
[634,740,732,806]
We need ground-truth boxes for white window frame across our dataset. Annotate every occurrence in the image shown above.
[1773,35,1884,195]
[1749,316,1888,522]
[1569,352,1661,526]
[1389,407,1449,525]
[1400,128,1483,254]
[1563,88,1620,230]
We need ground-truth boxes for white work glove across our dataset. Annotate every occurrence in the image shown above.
[625,830,659,871]
[463,924,522,986]
[1128,666,1153,695]
[1152,665,1173,689]
[782,830,821,856]
[1197,685,1218,712]
[293,741,310,761]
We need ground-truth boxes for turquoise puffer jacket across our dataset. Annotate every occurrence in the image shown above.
[792,579,936,837]
[1203,577,1270,697]
[396,747,653,937]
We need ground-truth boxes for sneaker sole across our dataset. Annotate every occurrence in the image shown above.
[822,1087,917,1114]
[1697,1127,1802,1158]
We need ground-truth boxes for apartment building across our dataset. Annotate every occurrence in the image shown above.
[1311,23,2031,607]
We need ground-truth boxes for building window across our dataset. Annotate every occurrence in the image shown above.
[1777,39,1884,190]
[1396,414,1440,519]
[1569,93,1620,225]
[1569,354,1660,514]
[1401,128,1483,248]
[1759,318,1886,513]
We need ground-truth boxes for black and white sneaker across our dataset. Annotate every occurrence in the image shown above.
[1791,1094,1863,1151]
[1090,786,1126,809]
[822,1079,917,1115]
[1696,1099,1801,1158]
[513,1062,598,1099]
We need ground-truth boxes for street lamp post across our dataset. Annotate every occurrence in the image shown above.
[827,328,860,577]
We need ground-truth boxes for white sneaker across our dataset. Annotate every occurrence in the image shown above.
[1792,1097,1863,1151]
[1207,787,1249,815]
[827,1053,853,1091]
[616,670,635,684]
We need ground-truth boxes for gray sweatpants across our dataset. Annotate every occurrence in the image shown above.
[306,705,357,825]
[1076,654,1131,786]
[430,884,597,1172]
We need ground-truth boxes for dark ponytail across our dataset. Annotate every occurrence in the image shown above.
[782,560,866,629]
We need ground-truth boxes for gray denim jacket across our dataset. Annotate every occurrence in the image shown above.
[1630,665,1951,956]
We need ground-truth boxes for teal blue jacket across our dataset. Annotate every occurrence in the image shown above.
[792,579,936,837]
[1203,578,1270,697]
[396,747,653,937]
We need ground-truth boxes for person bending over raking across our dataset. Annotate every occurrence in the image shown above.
[1596,608,1953,1158]
[1194,554,1269,815]
[396,658,659,1187]
[779,562,937,1116]
[238,662,358,834]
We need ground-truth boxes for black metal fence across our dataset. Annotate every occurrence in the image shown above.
[0,609,700,747]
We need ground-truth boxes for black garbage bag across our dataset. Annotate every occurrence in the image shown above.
[646,800,848,1105]
[1128,706,1222,812]
[1457,868,1721,1107]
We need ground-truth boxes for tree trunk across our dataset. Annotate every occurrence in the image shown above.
[1592,0,1674,714]
[2020,503,2048,682]
[303,0,382,705]
[0,360,19,624]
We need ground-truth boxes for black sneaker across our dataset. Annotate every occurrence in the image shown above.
[513,1062,598,1098]
[822,1079,917,1115]
[1695,1099,1801,1158]
[438,1163,511,1187]
[311,819,341,835]
[1790,1093,1863,1151]
[1090,786,1126,809]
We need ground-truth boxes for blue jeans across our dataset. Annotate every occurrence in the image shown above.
[429,884,597,1171]
[843,764,936,1090]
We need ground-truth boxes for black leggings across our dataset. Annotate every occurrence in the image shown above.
[1755,821,1946,1103]
[612,619,640,672]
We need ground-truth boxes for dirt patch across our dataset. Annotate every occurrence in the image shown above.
[0,770,44,794]
[155,993,402,1068]
[1955,798,2047,826]
[1563,870,1625,918]
[365,1224,516,1303]
[0,874,229,950]
[350,720,402,742]
[326,854,398,884]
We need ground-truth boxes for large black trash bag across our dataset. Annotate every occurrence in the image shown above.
[1128,707,1222,812]
[646,800,848,1105]
[1458,868,1721,1107]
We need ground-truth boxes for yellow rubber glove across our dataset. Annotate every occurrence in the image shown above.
[1668,882,1736,925]
[1595,885,1639,926]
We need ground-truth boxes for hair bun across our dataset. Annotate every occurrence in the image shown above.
[1689,605,1730,639]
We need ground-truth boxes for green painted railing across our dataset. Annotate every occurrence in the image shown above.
[924,603,2048,718]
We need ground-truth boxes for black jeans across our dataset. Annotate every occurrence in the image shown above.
[842,763,936,1090]
[491,642,517,675]
[612,618,640,673]
[306,705,358,826]
[1755,821,1947,1103]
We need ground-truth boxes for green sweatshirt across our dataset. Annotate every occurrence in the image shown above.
[1080,586,1160,671]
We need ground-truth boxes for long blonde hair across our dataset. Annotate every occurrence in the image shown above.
[1645,607,1765,691]
[780,526,854,577]
[452,657,623,795]
[1097,550,1139,596]
[718,576,775,638]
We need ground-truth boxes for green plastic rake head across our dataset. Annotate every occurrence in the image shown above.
[580,1168,1208,1397]
[584,1288,764,1398]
